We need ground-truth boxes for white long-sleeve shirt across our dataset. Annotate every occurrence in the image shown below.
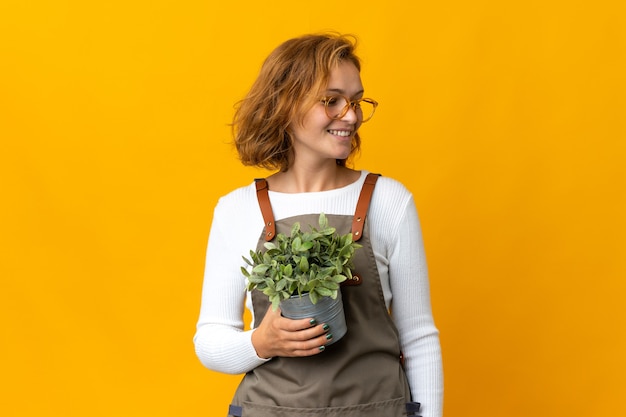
[194,170,443,417]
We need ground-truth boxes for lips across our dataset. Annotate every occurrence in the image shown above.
[328,129,352,137]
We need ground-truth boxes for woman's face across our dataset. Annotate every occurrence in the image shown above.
[289,61,364,166]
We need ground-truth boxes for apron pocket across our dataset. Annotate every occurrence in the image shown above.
[240,397,407,417]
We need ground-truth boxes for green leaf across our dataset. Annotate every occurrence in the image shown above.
[318,213,329,229]
[291,236,301,252]
[263,242,277,250]
[252,264,269,275]
[276,278,287,291]
[299,256,309,273]
[299,274,308,287]
[309,291,319,305]
[247,276,265,284]
[270,295,281,310]
[320,281,339,290]
[315,287,333,297]
[299,241,313,251]
[331,274,348,283]
[321,227,336,236]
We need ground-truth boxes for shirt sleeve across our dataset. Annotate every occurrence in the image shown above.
[193,197,269,374]
[389,195,444,417]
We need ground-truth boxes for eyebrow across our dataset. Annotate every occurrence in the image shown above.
[325,88,365,97]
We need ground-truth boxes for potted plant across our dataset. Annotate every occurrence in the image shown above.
[241,213,361,344]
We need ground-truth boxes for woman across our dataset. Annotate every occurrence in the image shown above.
[194,33,443,417]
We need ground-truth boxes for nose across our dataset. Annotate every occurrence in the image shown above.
[340,103,359,123]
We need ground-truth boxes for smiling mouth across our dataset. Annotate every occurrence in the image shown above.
[328,129,352,137]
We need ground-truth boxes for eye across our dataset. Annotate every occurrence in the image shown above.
[323,96,341,107]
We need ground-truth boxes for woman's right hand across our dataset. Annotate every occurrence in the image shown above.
[251,306,332,359]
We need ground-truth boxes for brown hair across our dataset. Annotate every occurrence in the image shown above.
[232,33,362,171]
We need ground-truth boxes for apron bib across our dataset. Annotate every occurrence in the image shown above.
[228,174,420,417]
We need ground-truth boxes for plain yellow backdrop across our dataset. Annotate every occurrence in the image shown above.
[1,1,624,416]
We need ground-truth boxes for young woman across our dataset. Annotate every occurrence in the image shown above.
[194,33,443,417]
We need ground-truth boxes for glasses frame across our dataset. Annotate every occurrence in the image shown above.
[320,95,379,122]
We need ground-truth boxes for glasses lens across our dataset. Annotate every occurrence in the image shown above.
[324,96,377,122]
[324,96,348,119]
[356,99,376,122]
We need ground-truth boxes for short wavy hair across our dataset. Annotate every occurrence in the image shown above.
[232,33,362,171]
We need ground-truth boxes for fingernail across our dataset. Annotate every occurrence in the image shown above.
[319,345,325,351]
[322,324,330,331]
[326,333,333,340]
[310,319,317,326]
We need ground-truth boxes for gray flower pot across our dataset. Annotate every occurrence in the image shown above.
[279,290,347,345]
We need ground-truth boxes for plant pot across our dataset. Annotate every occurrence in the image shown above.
[279,290,347,346]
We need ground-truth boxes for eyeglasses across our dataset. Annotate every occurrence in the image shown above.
[320,95,378,122]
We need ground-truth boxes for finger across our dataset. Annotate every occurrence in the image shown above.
[279,322,329,342]
[289,332,335,356]
[278,315,321,332]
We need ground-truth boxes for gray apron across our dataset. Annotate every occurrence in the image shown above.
[228,174,421,417]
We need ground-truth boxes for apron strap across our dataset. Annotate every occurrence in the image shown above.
[255,173,380,243]
[352,173,380,242]
[254,178,276,241]
[406,401,422,416]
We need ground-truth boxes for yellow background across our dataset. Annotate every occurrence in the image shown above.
[1,1,624,416]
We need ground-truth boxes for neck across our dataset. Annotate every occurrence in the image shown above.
[267,163,359,193]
